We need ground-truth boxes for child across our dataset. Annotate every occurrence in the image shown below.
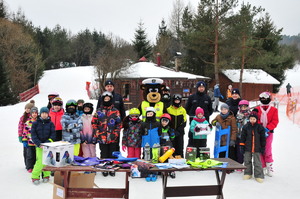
[80,102,96,157]
[190,107,212,157]
[18,100,35,169]
[92,91,122,177]
[158,113,175,147]
[49,97,64,141]
[76,99,85,116]
[47,92,59,110]
[235,100,251,166]
[140,107,160,160]
[31,107,56,185]
[22,107,39,173]
[240,111,266,183]
[61,99,83,156]
[211,103,237,160]
[256,91,279,177]
[167,94,187,157]
[122,108,142,158]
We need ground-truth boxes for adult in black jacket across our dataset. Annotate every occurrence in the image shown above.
[96,80,126,120]
[226,88,242,117]
[185,81,213,146]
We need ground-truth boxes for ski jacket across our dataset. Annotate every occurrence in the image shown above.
[81,114,96,144]
[240,122,266,153]
[49,108,64,131]
[96,91,126,120]
[92,105,122,144]
[122,116,142,147]
[140,117,160,136]
[236,110,250,137]
[214,85,222,98]
[256,105,279,132]
[22,117,37,146]
[185,91,213,122]
[167,105,187,135]
[190,117,210,139]
[158,126,175,146]
[211,111,237,145]
[61,112,83,144]
[31,116,56,147]
[18,113,31,137]
[226,98,242,117]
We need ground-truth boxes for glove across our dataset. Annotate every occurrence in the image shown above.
[194,126,200,132]
[265,128,269,133]
[264,128,269,137]
[122,146,127,152]
[260,148,265,155]
[215,122,221,128]
[208,124,213,130]
[240,146,245,154]
[220,95,224,99]
[22,141,28,148]
[230,140,235,147]
[18,136,22,143]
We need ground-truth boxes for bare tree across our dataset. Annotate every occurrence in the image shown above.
[169,0,185,39]
[92,34,136,92]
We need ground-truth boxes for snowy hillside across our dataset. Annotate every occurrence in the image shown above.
[0,65,299,199]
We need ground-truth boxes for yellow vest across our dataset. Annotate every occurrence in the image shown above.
[141,101,164,122]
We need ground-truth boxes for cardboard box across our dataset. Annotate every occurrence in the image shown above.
[42,141,74,167]
[53,171,96,199]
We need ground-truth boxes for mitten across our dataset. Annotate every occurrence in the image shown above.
[18,136,22,143]
[215,122,221,128]
[22,141,28,148]
[220,95,224,99]
[194,126,200,132]
[122,146,127,152]
[229,140,235,147]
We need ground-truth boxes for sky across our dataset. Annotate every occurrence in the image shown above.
[5,0,300,43]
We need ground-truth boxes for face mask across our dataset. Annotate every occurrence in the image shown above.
[103,101,112,107]
[77,106,83,111]
[67,107,76,114]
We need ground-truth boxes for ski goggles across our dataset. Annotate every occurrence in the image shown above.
[66,102,77,106]
[173,94,182,100]
[259,92,270,99]
[161,118,170,123]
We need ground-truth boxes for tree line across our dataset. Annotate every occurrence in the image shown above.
[0,0,299,106]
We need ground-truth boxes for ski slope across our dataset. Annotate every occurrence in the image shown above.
[0,65,299,199]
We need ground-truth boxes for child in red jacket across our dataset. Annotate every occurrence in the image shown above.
[49,97,64,141]
[256,92,279,177]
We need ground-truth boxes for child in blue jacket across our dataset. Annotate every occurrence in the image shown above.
[31,107,56,185]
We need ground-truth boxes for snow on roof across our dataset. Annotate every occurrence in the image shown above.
[222,69,280,84]
[113,62,210,80]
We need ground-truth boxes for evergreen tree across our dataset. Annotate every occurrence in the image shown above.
[132,21,152,59]
[0,0,7,19]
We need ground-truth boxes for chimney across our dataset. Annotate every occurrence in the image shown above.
[156,53,161,66]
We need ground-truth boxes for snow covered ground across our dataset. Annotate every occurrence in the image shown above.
[0,65,299,199]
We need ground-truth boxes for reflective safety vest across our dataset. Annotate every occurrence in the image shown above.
[141,101,164,122]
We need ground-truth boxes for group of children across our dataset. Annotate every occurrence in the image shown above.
[19,88,278,185]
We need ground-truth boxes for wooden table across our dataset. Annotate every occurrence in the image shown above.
[44,166,130,199]
[150,158,246,199]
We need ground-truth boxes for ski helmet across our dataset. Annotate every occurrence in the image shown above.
[160,113,172,121]
[146,106,156,113]
[83,102,94,114]
[48,92,59,100]
[259,92,271,105]
[129,108,140,116]
[52,97,63,106]
[238,100,249,107]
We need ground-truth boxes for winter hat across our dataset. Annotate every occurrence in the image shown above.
[249,110,258,120]
[82,102,94,114]
[195,107,204,116]
[196,81,206,88]
[221,103,229,110]
[77,99,85,104]
[259,91,271,105]
[40,107,49,114]
[105,80,114,86]
[30,107,39,114]
[25,100,35,110]
[238,100,249,107]
[232,88,240,95]
[48,92,59,100]
[163,86,170,92]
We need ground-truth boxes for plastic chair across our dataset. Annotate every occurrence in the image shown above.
[214,126,231,158]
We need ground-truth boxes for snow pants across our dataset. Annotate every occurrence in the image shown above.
[31,147,51,179]
[25,146,36,170]
[172,133,185,157]
[74,143,80,156]
[127,147,141,158]
[244,151,264,178]
[81,143,96,158]
[193,139,207,158]
[213,97,220,111]
[99,143,118,158]
[261,132,274,168]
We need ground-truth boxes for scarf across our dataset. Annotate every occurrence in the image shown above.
[193,117,206,123]
[259,105,272,127]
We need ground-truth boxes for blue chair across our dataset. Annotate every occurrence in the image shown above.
[214,127,231,158]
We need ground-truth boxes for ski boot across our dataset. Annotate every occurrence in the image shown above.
[169,171,176,179]
[32,179,40,185]
[43,176,50,183]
